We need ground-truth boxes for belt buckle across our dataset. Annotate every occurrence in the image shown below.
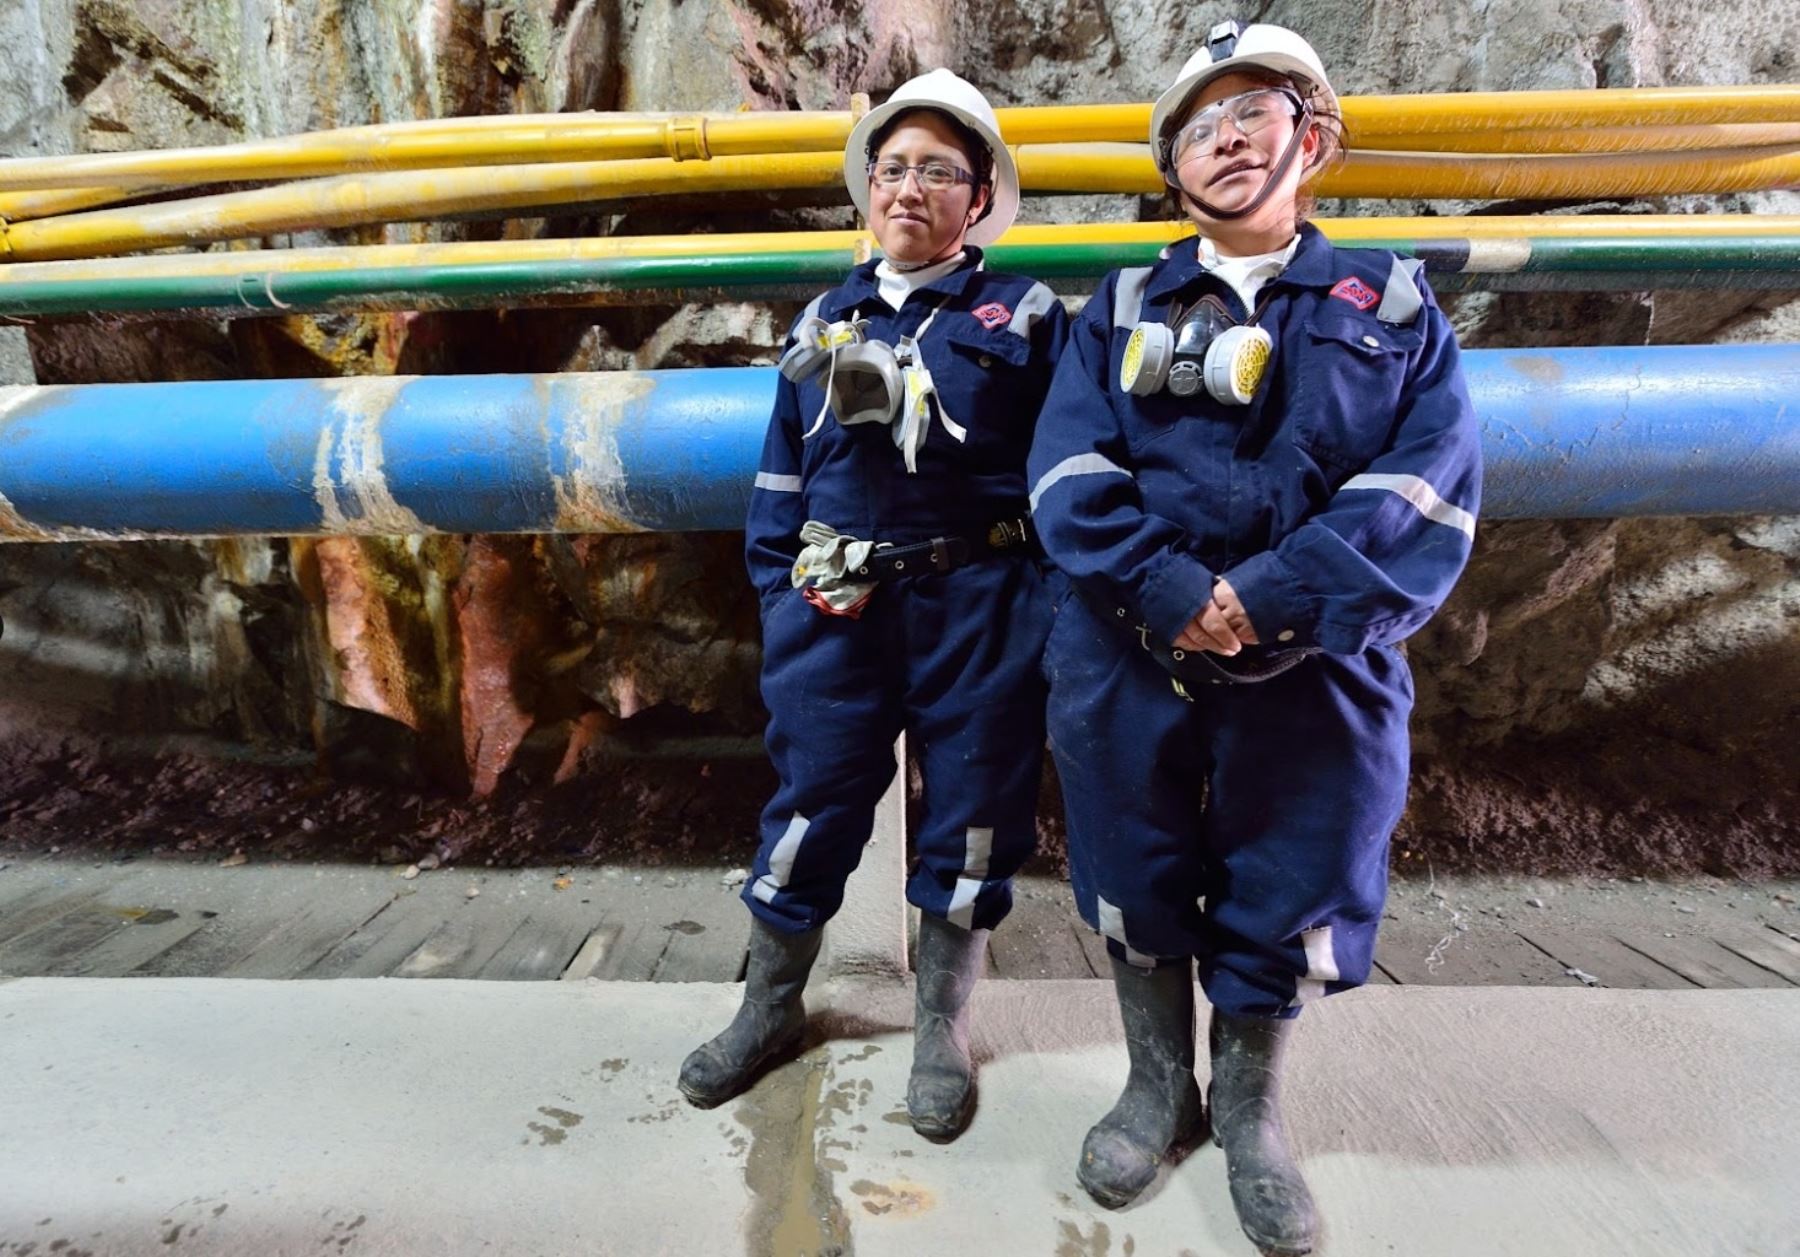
[987,518,1027,550]
[929,537,952,571]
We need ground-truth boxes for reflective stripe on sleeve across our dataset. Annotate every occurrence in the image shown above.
[1029,453,1131,513]
[1339,472,1475,539]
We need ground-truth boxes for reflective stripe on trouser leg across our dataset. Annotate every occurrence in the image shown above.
[1292,926,1340,1005]
[945,825,993,930]
[1198,648,1410,1017]
[902,558,1047,932]
[751,813,812,905]
[1097,895,1157,969]
[746,573,904,931]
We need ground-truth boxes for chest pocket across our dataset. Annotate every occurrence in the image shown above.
[931,318,1038,464]
[1287,310,1422,474]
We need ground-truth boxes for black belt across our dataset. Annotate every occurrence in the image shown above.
[1074,585,1318,689]
[1142,630,1319,688]
[853,517,1036,580]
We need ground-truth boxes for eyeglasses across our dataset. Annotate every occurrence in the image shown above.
[1168,88,1303,168]
[867,159,978,192]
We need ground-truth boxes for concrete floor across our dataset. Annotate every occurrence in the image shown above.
[1,976,1795,1257]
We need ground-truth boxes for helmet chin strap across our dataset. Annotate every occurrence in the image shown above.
[1178,105,1315,223]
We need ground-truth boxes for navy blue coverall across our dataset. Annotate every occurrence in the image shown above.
[1026,224,1481,1017]
[743,250,1070,935]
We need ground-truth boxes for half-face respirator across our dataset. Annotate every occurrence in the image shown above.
[776,311,963,473]
[1119,294,1272,406]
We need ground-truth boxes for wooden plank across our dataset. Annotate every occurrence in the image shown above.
[0,864,64,917]
[579,917,671,981]
[1375,918,1581,987]
[1710,928,1800,986]
[25,864,229,976]
[45,907,212,977]
[220,884,401,979]
[122,866,368,977]
[654,886,756,983]
[301,878,482,978]
[559,930,615,980]
[1514,929,1698,990]
[0,903,136,974]
[391,911,527,979]
[304,886,457,972]
[132,913,265,976]
[477,905,608,981]
[0,884,110,948]
[565,874,747,982]
[1614,932,1791,989]
[1075,926,1112,978]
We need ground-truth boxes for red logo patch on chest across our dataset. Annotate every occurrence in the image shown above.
[971,301,1012,330]
[1329,277,1379,311]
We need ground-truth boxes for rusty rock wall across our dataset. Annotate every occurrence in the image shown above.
[0,0,1796,870]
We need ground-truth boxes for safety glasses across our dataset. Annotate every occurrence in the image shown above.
[1166,88,1304,175]
[866,159,979,192]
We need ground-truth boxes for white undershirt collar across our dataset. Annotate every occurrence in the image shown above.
[1196,234,1299,315]
[874,251,967,311]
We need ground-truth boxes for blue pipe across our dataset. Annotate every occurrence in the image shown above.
[0,346,1795,540]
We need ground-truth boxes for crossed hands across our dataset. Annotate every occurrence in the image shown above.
[1174,577,1258,655]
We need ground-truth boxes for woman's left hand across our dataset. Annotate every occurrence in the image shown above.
[1209,578,1260,646]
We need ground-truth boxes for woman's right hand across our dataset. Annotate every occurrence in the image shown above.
[1174,578,1261,654]
[1174,601,1242,655]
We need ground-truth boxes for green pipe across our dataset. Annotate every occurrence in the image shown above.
[1,236,1795,319]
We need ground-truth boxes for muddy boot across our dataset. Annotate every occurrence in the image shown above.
[1209,1010,1319,1255]
[1077,955,1207,1208]
[906,912,988,1141]
[677,917,823,1108]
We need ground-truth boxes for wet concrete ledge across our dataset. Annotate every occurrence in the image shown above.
[0,977,1794,1256]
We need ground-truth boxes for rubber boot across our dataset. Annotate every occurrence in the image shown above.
[906,912,988,1141]
[677,917,823,1108]
[1077,955,1208,1208]
[1209,1010,1319,1256]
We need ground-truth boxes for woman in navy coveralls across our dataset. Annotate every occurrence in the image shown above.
[679,69,1068,1144]
[1028,22,1481,1252]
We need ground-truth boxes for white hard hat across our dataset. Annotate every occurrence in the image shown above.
[1149,21,1337,177]
[843,68,1020,248]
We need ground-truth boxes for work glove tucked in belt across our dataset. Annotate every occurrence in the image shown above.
[792,521,878,617]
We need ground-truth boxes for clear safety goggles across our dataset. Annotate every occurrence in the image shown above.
[1166,87,1303,181]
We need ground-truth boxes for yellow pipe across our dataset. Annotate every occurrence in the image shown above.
[18,126,1798,230]
[992,104,1149,144]
[1341,85,1800,134]
[2,152,849,262]
[4,86,1798,196]
[0,113,854,194]
[13,134,1800,265]
[1324,145,1800,200]
[5,216,1796,288]
[0,185,158,222]
[1311,214,1800,239]
[1012,144,1800,199]
[12,113,1794,225]
[1347,122,1800,154]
